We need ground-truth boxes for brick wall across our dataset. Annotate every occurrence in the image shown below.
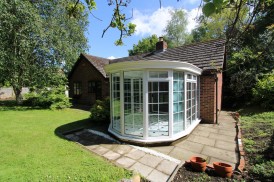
[69,58,109,106]
[200,72,222,123]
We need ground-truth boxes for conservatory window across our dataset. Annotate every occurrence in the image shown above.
[173,71,185,134]
[186,74,197,128]
[148,74,169,137]
[112,73,121,133]
[124,71,143,136]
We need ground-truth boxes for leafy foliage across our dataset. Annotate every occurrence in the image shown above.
[164,9,189,46]
[90,97,110,123]
[252,72,274,109]
[24,86,71,110]
[128,35,159,56]
[0,0,88,104]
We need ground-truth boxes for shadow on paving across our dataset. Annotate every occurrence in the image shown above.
[54,117,110,141]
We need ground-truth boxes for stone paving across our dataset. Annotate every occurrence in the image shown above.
[150,111,238,168]
[64,111,238,182]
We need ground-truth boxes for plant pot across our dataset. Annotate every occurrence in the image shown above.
[213,162,233,178]
[190,156,207,172]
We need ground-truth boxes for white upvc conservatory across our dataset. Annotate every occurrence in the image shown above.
[104,60,202,144]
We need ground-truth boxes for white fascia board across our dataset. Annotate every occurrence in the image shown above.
[104,60,202,75]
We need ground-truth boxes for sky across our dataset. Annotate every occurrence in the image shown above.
[86,0,201,59]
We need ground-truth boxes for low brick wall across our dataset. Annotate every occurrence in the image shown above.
[0,87,29,100]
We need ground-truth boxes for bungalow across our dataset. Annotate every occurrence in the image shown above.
[69,38,226,144]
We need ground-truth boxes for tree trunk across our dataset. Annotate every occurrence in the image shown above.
[13,86,23,105]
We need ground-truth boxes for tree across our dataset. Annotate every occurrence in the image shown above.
[128,35,174,56]
[0,0,88,104]
[128,35,159,56]
[164,9,189,46]
[197,0,274,106]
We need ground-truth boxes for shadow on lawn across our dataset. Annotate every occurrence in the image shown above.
[237,106,271,117]
[54,118,110,141]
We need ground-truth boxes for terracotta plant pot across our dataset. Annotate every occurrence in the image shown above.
[213,162,233,178]
[190,156,207,172]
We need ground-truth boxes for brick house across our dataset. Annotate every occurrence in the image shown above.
[69,38,225,144]
[68,54,109,106]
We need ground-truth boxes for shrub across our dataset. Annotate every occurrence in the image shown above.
[90,97,110,123]
[24,86,71,110]
[251,161,274,179]
[252,72,274,109]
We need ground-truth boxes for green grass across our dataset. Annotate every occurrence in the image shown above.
[0,105,131,181]
[239,107,274,181]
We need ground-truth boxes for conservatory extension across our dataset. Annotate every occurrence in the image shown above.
[105,60,202,144]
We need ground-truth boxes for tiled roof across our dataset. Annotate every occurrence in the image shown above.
[111,39,225,70]
[82,54,110,77]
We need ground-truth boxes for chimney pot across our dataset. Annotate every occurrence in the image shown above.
[159,37,164,42]
[156,36,167,52]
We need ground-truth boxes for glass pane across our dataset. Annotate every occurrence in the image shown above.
[187,74,192,79]
[173,81,178,91]
[149,93,158,103]
[159,104,168,113]
[149,72,158,78]
[173,103,178,113]
[178,102,183,112]
[159,92,168,103]
[173,72,179,80]
[178,92,183,101]
[159,72,168,78]
[179,81,184,90]
[173,92,178,102]
[149,104,158,114]
[159,82,168,91]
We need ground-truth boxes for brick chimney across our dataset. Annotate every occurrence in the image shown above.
[156,37,167,52]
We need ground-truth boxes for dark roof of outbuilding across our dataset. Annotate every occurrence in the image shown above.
[82,54,109,77]
[111,39,226,70]
[68,53,109,79]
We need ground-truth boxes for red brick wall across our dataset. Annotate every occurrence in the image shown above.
[200,72,222,123]
[69,58,109,106]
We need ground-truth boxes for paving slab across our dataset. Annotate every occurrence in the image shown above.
[103,150,121,161]
[215,140,237,152]
[125,148,146,160]
[201,145,237,163]
[112,145,134,155]
[196,125,219,133]
[130,162,154,177]
[139,154,163,168]
[147,169,169,182]
[116,156,136,168]
[174,140,204,153]
[187,135,216,146]
[169,147,207,161]
[218,129,236,137]
[209,133,236,143]
[156,160,178,175]
[191,129,211,137]
[92,146,109,155]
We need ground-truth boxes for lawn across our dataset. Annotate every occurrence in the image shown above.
[0,104,131,181]
[239,107,274,181]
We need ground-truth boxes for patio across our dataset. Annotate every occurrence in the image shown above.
[64,111,238,182]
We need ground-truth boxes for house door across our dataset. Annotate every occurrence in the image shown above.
[148,81,169,137]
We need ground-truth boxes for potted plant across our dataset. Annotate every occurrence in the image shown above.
[190,156,207,172]
[213,162,233,178]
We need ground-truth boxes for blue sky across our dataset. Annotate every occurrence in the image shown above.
[86,0,201,59]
